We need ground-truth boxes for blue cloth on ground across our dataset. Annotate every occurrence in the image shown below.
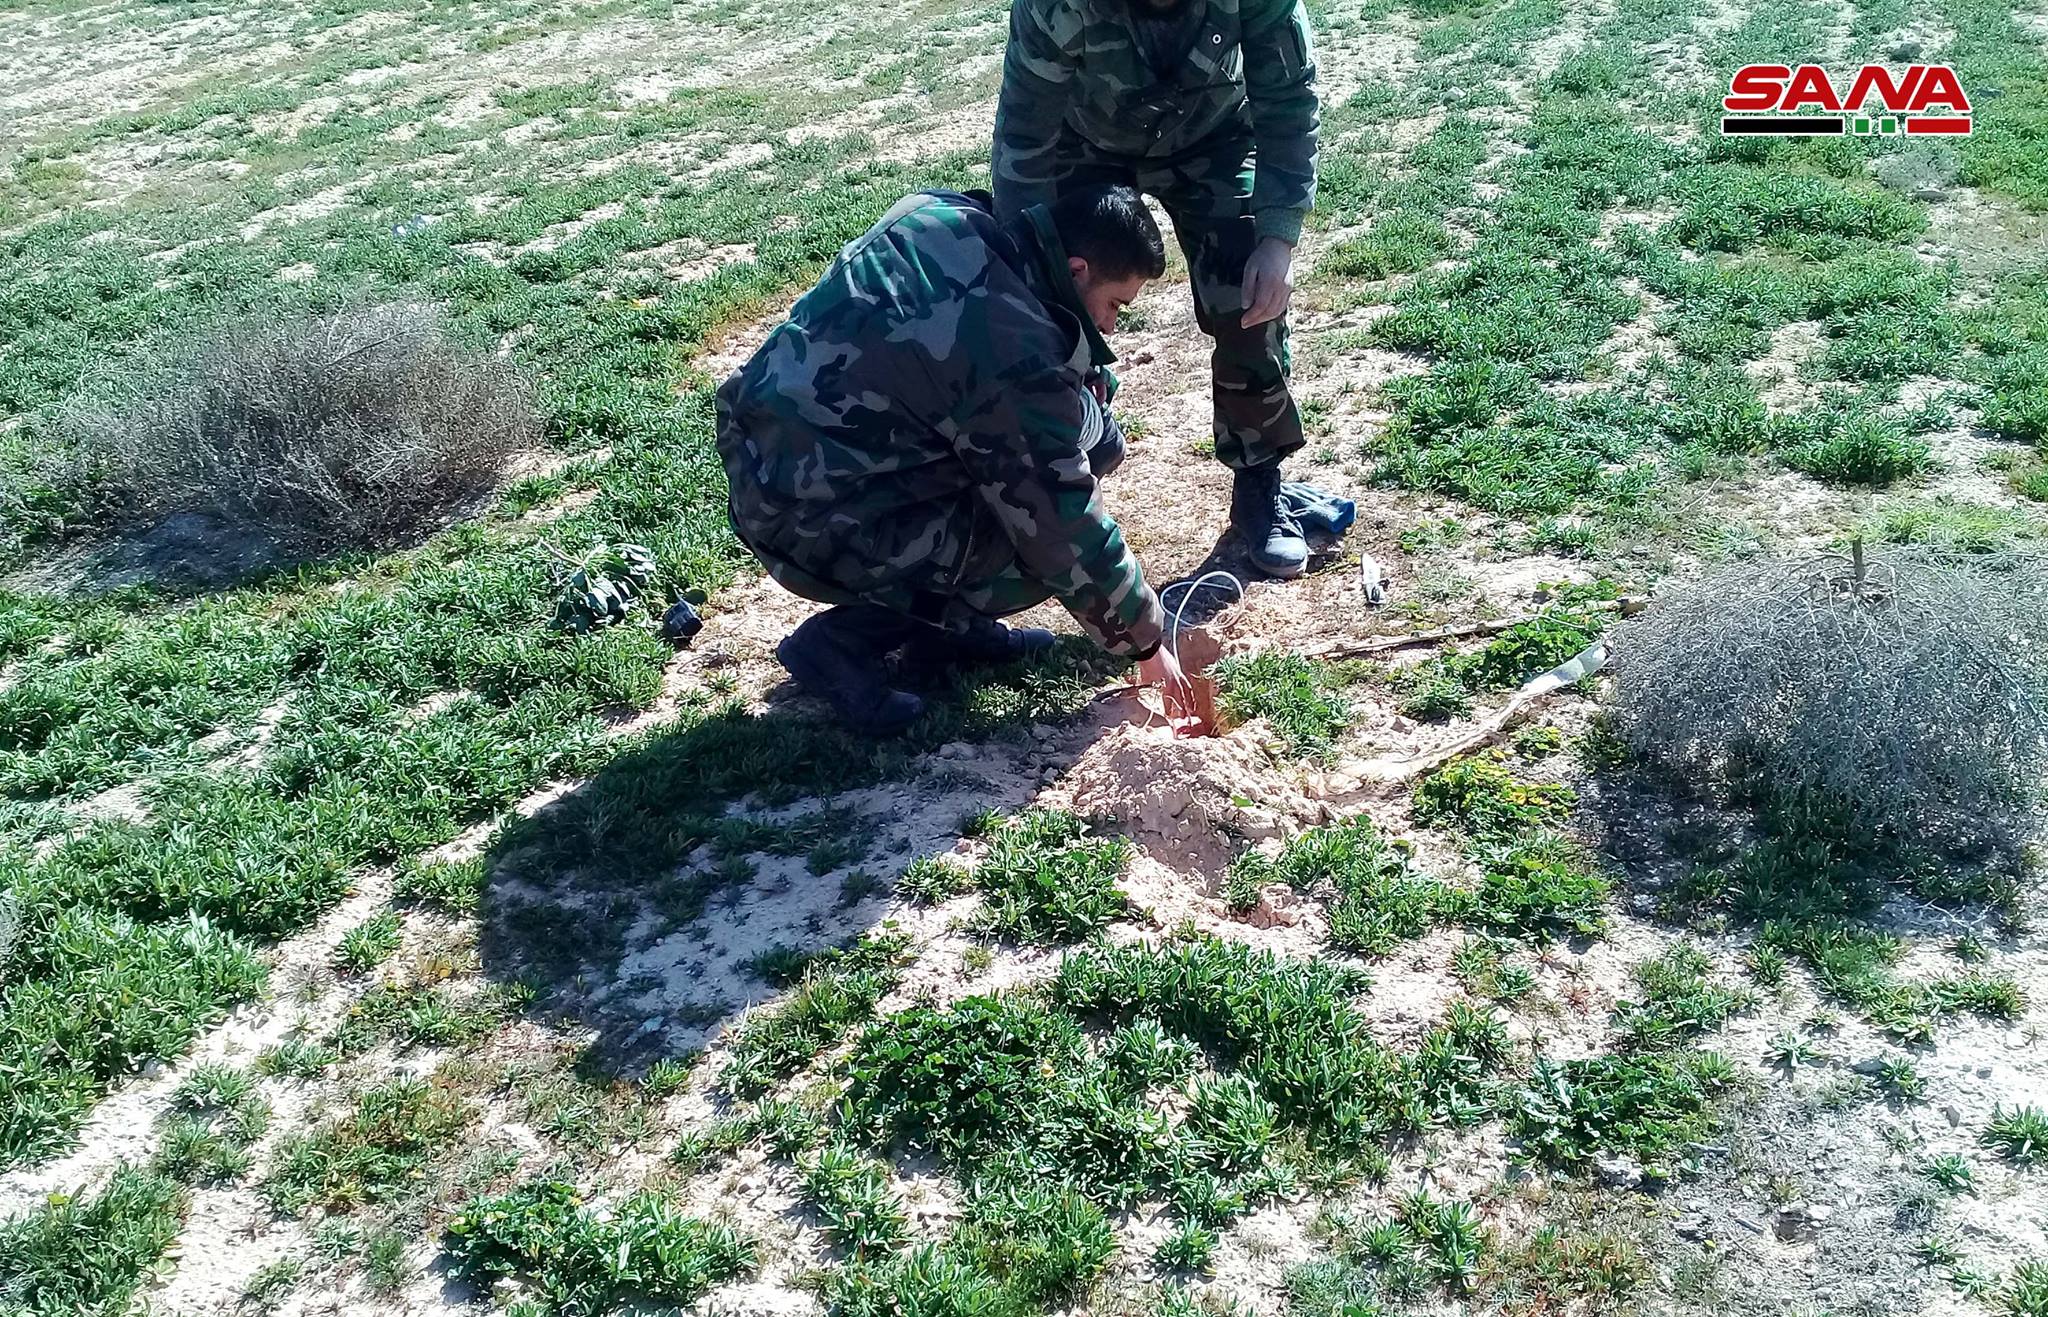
[1279,482,1356,538]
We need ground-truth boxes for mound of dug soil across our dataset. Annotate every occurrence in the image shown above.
[1054,721,1329,877]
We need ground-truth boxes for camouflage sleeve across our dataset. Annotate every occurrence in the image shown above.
[991,0,1075,223]
[1242,0,1319,245]
[952,367,1166,657]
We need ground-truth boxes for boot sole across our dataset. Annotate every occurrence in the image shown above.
[777,632,924,734]
[1247,545,1309,579]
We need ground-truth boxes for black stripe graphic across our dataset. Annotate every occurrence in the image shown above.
[1720,116,1846,134]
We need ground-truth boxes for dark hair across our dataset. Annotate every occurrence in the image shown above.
[1049,185,1166,282]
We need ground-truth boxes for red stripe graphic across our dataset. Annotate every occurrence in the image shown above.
[1906,116,1972,134]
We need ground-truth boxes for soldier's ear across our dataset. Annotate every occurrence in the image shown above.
[1067,255,1092,289]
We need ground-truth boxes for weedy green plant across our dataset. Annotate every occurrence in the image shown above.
[1155,1220,1219,1273]
[57,301,536,557]
[0,908,269,1168]
[0,1166,187,1317]
[1488,1221,1646,1309]
[1510,1050,1735,1181]
[1954,1264,2003,1301]
[1867,498,2042,564]
[1611,944,1753,1049]
[1182,1076,1280,1174]
[1775,408,1931,486]
[756,1099,825,1160]
[1214,650,1354,758]
[265,1077,472,1214]
[1319,210,1456,282]
[958,807,1005,839]
[842,993,1083,1160]
[364,1229,411,1294]
[1982,1104,2048,1167]
[1749,919,2025,1041]
[1467,833,1611,940]
[1232,814,1455,955]
[1510,724,1565,759]
[972,810,1132,944]
[257,1037,341,1080]
[240,1257,302,1311]
[2005,1259,2048,1317]
[327,981,519,1055]
[897,854,973,905]
[1876,1056,1927,1102]
[719,959,898,1098]
[1916,1234,1962,1268]
[748,945,815,987]
[1101,1019,1198,1095]
[1282,1256,1396,1317]
[1054,936,1405,1153]
[841,992,1171,1208]
[829,1183,1115,1317]
[1167,1168,1250,1229]
[393,855,488,913]
[802,1143,909,1257]
[171,1063,256,1113]
[641,1057,693,1099]
[1744,942,1788,988]
[1413,753,1575,840]
[1408,1001,1514,1126]
[334,910,403,974]
[1763,1029,1822,1076]
[1450,938,1537,1004]
[670,1111,764,1176]
[153,1083,267,1187]
[1921,1153,1976,1194]
[828,1244,1013,1317]
[443,1178,756,1314]
[1399,1192,1489,1294]
[952,1182,1118,1306]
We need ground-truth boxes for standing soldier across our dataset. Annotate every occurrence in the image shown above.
[993,0,1321,577]
[715,185,1196,735]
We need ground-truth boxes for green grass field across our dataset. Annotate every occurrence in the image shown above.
[2,0,2047,1313]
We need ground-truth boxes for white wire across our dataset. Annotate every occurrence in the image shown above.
[1157,569,1244,662]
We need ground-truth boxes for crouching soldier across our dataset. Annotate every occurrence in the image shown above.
[715,185,1194,735]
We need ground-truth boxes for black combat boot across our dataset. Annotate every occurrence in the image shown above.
[901,613,1056,679]
[1230,460,1308,578]
[776,605,926,735]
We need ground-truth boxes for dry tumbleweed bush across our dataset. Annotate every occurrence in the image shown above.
[1606,546,2048,850]
[61,301,536,554]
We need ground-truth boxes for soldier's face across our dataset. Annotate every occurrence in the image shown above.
[1068,257,1149,334]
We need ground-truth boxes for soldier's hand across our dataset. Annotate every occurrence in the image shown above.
[1136,647,1200,733]
[1241,237,1296,329]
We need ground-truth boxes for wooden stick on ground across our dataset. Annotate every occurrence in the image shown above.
[1297,595,1648,661]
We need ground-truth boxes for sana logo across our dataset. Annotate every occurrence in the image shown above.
[1721,63,1972,136]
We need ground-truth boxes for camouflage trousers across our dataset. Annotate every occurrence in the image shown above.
[755,426,1127,632]
[1048,128,1305,471]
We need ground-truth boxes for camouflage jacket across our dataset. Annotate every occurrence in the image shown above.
[715,190,1166,658]
[993,0,1319,244]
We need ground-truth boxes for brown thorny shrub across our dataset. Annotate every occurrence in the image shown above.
[1605,547,2048,851]
[58,302,536,554]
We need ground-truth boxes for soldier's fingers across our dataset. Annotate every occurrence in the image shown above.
[1242,285,1281,329]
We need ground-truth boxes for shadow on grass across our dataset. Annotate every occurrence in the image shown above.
[474,637,1130,1072]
